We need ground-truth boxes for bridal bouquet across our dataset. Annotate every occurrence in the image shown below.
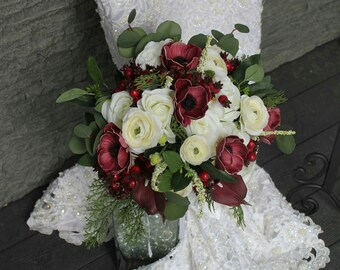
[57,9,295,247]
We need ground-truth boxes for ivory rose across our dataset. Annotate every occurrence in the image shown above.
[101,91,133,129]
[180,135,211,165]
[122,108,163,154]
[137,88,176,143]
[240,95,269,136]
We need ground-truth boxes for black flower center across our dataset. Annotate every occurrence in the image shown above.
[173,56,187,65]
[109,144,120,157]
[182,94,196,110]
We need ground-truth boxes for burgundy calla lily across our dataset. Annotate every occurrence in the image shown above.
[216,136,248,175]
[174,78,211,127]
[97,123,130,174]
[261,107,281,144]
[131,178,166,215]
[161,42,202,71]
[211,175,247,206]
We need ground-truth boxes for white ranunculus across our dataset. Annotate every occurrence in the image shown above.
[180,135,211,166]
[185,110,226,147]
[122,108,163,154]
[240,95,269,136]
[101,91,133,129]
[137,88,175,143]
[135,39,172,70]
[208,99,240,124]
[201,45,228,82]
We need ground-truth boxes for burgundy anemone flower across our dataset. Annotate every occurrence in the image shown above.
[261,107,281,144]
[211,175,247,206]
[215,136,248,175]
[97,123,130,174]
[174,79,211,127]
[161,42,202,71]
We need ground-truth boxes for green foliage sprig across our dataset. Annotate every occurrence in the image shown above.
[84,178,145,248]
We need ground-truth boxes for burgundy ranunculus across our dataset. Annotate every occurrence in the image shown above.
[97,123,130,174]
[261,107,281,144]
[215,136,248,175]
[174,78,211,127]
[211,175,247,206]
[161,42,202,71]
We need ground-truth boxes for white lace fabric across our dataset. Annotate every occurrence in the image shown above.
[27,165,330,269]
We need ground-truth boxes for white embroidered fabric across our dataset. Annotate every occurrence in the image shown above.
[27,0,330,268]
[27,165,330,269]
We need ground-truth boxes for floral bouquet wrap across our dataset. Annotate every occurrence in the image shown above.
[57,9,295,258]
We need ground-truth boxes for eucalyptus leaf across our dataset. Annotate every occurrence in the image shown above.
[85,138,94,156]
[68,135,87,154]
[93,129,104,154]
[231,54,261,83]
[135,33,164,56]
[219,34,239,56]
[158,169,173,192]
[171,172,191,192]
[56,88,87,103]
[87,57,103,85]
[89,121,99,135]
[234,23,250,33]
[74,124,92,138]
[276,135,296,154]
[117,30,141,48]
[95,96,109,112]
[200,161,236,182]
[244,64,264,82]
[188,34,207,49]
[211,29,224,41]
[156,20,181,41]
[79,153,96,167]
[127,9,136,24]
[162,151,183,173]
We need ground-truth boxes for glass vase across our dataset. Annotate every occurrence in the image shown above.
[113,213,179,261]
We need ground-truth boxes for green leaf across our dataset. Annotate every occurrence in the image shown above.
[276,135,296,154]
[117,30,141,48]
[74,124,92,138]
[70,94,96,107]
[156,21,181,41]
[85,138,94,156]
[93,129,104,154]
[79,153,96,167]
[93,111,107,129]
[171,172,191,192]
[95,96,109,112]
[244,64,264,82]
[87,57,103,85]
[158,169,173,192]
[162,151,183,173]
[56,88,87,103]
[211,29,224,41]
[127,9,136,24]
[187,34,207,49]
[234,23,250,33]
[85,112,95,125]
[164,192,189,220]
[135,33,164,56]
[200,161,236,183]
[88,121,99,135]
[166,192,190,206]
[219,34,239,56]
[164,201,188,220]
[68,135,87,154]
[232,54,261,83]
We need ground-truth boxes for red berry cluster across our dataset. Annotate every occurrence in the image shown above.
[246,139,258,162]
